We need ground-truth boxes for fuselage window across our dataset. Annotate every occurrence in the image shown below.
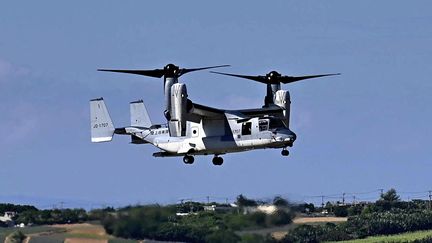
[242,122,252,135]
[259,119,269,131]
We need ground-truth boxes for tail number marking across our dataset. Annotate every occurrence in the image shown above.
[93,123,109,129]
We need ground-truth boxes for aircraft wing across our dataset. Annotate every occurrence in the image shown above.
[235,105,284,117]
[186,100,284,122]
[189,102,225,118]
[184,101,224,122]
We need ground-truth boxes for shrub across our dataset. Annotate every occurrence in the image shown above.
[205,230,240,243]
[334,206,348,217]
[240,234,266,243]
[282,224,319,243]
[6,231,26,243]
[269,210,294,226]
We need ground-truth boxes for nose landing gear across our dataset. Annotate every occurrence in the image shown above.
[183,155,195,164]
[212,156,223,166]
[281,149,289,156]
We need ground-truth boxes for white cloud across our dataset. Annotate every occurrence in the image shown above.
[0,58,29,82]
[0,59,13,78]
[0,103,43,151]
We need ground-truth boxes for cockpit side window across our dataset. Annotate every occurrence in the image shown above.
[269,118,286,129]
[259,119,269,131]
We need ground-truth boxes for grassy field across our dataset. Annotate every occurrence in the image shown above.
[327,230,432,243]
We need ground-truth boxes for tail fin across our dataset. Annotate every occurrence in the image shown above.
[90,98,115,142]
[130,100,152,128]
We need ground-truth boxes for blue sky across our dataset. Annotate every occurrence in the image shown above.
[0,1,431,208]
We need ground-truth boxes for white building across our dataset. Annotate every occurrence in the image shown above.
[0,212,16,222]
[0,212,16,226]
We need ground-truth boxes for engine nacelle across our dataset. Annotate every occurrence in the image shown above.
[169,83,188,136]
[274,90,291,128]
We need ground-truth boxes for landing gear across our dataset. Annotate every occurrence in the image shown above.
[212,156,223,166]
[183,155,195,164]
[281,149,289,156]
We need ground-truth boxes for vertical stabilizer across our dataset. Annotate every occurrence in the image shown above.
[130,100,152,128]
[274,90,291,128]
[90,98,115,142]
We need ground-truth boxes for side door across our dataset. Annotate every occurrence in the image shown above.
[241,121,252,136]
[240,121,253,146]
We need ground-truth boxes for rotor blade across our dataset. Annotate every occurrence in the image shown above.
[210,71,268,84]
[279,73,341,84]
[212,71,340,84]
[97,69,165,78]
[179,65,231,76]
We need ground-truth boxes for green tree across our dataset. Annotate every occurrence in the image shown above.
[282,224,319,243]
[273,196,289,207]
[205,230,240,243]
[236,195,258,207]
[248,212,266,227]
[334,206,348,217]
[374,188,401,211]
[269,210,294,226]
[380,188,400,202]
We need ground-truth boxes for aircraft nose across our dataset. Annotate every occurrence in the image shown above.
[283,131,297,145]
[290,132,297,141]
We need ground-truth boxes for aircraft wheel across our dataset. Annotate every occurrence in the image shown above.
[212,156,223,166]
[281,149,289,156]
[183,155,194,164]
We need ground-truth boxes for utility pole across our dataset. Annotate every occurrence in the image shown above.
[321,196,325,209]
[206,196,210,204]
[342,193,346,205]
[428,191,432,210]
[353,195,356,205]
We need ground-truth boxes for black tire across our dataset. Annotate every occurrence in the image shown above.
[183,155,194,164]
[212,157,223,165]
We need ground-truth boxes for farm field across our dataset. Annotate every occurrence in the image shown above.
[293,216,348,224]
[326,230,432,243]
[238,216,348,240]
[0,216,347,243]
[0,224,140,243]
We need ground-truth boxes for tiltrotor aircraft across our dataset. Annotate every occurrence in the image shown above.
[90,64,339,165]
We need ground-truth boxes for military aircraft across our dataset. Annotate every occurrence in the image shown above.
[90,64,339,165]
